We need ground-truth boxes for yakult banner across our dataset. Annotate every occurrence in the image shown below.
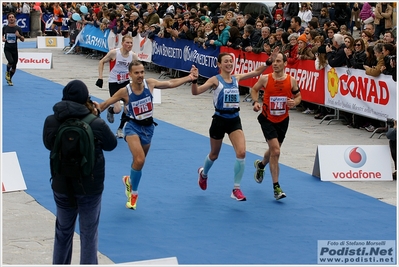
[18,52,52,69]
[324,66,397,120]
[2,13,30,33]
[151,36,219,78]
[132,34,153,63]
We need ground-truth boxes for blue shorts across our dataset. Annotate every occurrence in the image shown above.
[124,120,155,145]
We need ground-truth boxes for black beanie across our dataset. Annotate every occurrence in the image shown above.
[62,80,89,104]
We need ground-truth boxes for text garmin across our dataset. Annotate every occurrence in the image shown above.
[84,35,107,50]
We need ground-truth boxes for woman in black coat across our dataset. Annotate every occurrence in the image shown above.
[346,38,367,69]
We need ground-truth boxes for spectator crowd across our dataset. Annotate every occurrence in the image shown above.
[2,2,397,131]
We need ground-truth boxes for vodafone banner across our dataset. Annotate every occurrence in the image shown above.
[312,145,393,181]
[323,66,396,120]
[18,52,52,69]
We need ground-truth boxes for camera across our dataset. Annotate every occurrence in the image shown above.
[387,118,396,127]
[388,55,396,62]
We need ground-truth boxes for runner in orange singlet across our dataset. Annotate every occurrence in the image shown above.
[51,3,64,36]
[250,52,302,200]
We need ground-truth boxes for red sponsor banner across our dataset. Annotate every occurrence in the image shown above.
[220,47,325,105]
[286,60,325,105]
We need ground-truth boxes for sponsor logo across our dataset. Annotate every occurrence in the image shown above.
[344,146,366,168]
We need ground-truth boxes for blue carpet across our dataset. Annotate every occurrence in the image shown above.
[2,65,396,264]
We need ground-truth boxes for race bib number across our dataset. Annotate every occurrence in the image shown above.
[6,33,17,44]
[117,72,129,83]
[130,96,153,120]
[222,88,240,109]
[269,96,287,116]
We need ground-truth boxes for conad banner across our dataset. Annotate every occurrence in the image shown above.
[324,65,396,120]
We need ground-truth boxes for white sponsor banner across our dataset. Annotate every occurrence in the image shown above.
[318,240,396,264]
[324,66,397,121]
[132,34,153,63]
[2,152,27,193]
[18,52,52,69]
[37,36,65,49]
[312,145,393,181]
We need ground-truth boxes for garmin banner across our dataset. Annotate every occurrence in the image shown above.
[2,13,30,32]
[76,24,110,53]
[151,36,219,78]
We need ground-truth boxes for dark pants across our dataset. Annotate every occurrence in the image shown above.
[52,192,102,264]
[4,48,18,72]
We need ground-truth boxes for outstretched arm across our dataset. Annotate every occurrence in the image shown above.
[98,87,128,112]
[235,46,280,82]
[146,65,198,90]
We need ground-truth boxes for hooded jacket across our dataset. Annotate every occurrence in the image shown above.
[43,100,117,195]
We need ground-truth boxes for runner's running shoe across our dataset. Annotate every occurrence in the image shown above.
[107,107,114,123]
[126,193,138,210]
[122,175,131,196]
[254,160,265,183]
[198,167,207,190]
[5,72,13,86]
[274,186,286,200]
[116,128,124,139]
[231,188,247,201]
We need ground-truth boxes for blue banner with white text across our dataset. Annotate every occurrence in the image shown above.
[76,24,110,53]
[151,36,220,78]
[42,13,69,32]
[2,13,30,32]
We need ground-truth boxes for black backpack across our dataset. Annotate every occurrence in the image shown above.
[50,114,97,179]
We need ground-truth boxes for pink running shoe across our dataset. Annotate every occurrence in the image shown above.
[198,167,207,190]
[231,188,247,201]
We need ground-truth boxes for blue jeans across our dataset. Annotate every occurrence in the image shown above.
[52,192,102,264]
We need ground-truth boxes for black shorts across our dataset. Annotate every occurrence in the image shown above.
[53,21,62,27]
[257,114,289,144]
[109,81,130,96]
[209,114,242,140]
